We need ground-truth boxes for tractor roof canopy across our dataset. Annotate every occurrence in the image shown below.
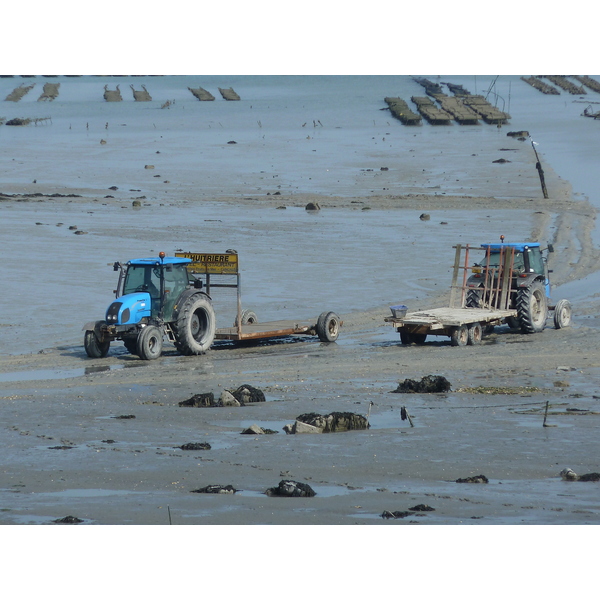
[128,257,192,266]
[481,243,540,253]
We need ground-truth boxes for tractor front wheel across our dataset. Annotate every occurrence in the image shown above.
[123,336,138,355]
[84,323,110,358]
[517,280,548,333]
[137,326,163,360]
[174,294,216,355]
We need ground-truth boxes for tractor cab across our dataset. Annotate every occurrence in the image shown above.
[470,241,551,298]
[107,254,195,328]
[120,257,192,320]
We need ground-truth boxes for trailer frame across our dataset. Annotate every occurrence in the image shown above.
[175,251,340,344]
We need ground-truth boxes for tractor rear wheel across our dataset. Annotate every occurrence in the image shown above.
[137,326,163,360]
[465,288,483,308]
[174,294,216,355]
[316,311,340,342]
[516,280,548,333]
[450,325,468,346]
[84,329,110,358]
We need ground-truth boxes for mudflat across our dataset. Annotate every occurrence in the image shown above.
[1,75,599,527]
[1,185,599,526]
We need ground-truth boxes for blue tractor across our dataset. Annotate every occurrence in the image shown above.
[83,252,216,360]
[465,239,572,333]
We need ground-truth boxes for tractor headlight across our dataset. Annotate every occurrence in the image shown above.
[106,301,123,324]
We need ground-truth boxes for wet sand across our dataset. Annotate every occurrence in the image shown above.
[1,183,599,527]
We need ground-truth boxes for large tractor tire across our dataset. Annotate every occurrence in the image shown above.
[516,280,548,334]
[137,325,163,360]
[465,288,483,308]
[84,322,110,358]
[316,311,340,342]
[174,294,216,355]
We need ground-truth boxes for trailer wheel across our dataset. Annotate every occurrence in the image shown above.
[517,280,548,333]
[553,299,572,329]
[174,294,216,355]
[450,325,468,347]
[400,331,412,345]
[467,322,483,345]
[84,324,110,358]
[136,326,163,360]
[316,311,340,342]
[234,309,258,327]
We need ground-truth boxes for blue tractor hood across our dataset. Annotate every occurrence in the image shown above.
[106,292,152,326]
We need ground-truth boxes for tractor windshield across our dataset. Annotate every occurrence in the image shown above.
[484,251,525,273]
[123,265,161,299]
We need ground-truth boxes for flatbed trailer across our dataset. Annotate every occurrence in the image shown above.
[384,241,571,347]
[215,318,333,342]
[174,251,341,345]
[385,306,516,346]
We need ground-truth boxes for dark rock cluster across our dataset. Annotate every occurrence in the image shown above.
[266,480,316,497]
[393,375,451,393]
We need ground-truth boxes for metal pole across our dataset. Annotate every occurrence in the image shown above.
[236,273,243,335]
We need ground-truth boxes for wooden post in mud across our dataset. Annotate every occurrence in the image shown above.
[543,400,550,427]
[531,139,549,199]
[401,406,414,427]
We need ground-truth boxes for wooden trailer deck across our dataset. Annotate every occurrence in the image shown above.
[215,319,318,341]
[385,307,516,330]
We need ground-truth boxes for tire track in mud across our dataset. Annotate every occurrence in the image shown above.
[546,201,600,286]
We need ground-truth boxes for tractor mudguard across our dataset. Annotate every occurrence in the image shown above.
[515,274,546,289]
[82,320,108,342]
[466,274,482,288]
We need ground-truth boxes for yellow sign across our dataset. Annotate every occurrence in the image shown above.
[175,252,239,274]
